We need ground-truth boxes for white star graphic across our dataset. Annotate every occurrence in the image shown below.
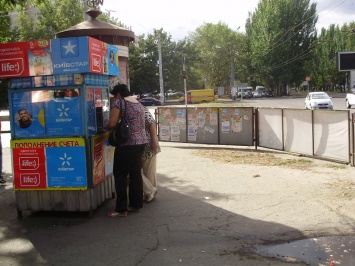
[63,41,76,55]
[57,104,69,117]
[59,153,72,167]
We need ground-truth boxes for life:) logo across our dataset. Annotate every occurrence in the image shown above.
[91,54,102,73]
[0,58,24,77]
[20,173,40,186]
[19,157,39,170]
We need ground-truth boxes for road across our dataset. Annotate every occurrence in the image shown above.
[223,95,349,110]
[164,94,353,112]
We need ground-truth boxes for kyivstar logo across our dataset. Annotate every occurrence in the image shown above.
[60,39,79,58]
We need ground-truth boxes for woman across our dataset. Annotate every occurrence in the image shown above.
[142,107,160,202]
[107,84,147,217]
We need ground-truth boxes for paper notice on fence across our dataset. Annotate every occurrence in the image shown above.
[204,126,214,134]
[243,109,250,120]
[231,117,242,132]
[188,125,197,141]
[210,112,218,125]
[222,120,230,133]
[171,126,180,141]
[160,126,170,141]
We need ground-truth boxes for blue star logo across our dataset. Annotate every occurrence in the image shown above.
[60,38,79,58]
[57,104,69,117]
[59,153,72,167]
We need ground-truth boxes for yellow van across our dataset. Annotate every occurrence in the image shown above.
[179,89,215,104]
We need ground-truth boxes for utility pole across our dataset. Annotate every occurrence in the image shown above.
[230,53,234,87]
[158,34,165,104]
[182,55,187,107]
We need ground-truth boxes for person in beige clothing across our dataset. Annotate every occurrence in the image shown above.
[142,107,160,202]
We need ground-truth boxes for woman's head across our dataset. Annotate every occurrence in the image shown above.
[111,84,130,97]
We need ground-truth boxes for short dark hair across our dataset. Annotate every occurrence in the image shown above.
[18,109,29,114]
[110,84,130,97]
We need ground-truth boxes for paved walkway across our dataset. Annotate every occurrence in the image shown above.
[1,141,354,265]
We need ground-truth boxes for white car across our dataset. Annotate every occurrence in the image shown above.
[305,92,333,110]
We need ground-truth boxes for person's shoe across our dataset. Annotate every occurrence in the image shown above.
[146,188,157,203]
[107,211,127,217]
[0,177,6,183]
[127,207,142,212]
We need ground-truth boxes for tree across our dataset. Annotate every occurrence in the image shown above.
[129,29,200,95]
[12,0,84,41]
[0,2,12,43]
[246,0,317,95]
[189,22,242,91]
[0,0,43,7]
[309,23,355,91]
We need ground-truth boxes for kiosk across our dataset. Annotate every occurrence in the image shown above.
[0,36,120,218]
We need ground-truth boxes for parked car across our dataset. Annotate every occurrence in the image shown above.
[255,86,266,97]
[141,93,153,99]
[253,91,263,98]
[265,90,275,97]
[238,87,253,98]
[305,92,333,110]
[132,94,140,101]
[345,89,355,108]
[139,97,161,106]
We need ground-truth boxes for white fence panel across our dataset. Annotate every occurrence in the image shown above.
[283,109,313,155]
[258,108,283,150]
[313,110,350,162]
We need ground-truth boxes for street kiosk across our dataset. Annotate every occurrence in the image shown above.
[0,36,120,218]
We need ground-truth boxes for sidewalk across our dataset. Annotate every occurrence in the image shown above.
[0,142,354,265]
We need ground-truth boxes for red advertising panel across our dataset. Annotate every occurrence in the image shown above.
[93,135,105,185]
[12,147,47,189]
[11,138,87,190]
[0,41,30,78]
[89,37,105,74]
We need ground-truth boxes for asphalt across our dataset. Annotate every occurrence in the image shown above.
[1,138,355,265]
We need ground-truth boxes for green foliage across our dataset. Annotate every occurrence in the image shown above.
[0,0,42,7]
[12,0,84,41]
[189,22,242,90]
[246,0,317,94]
[0,4,12,43]
[1,0,354,103]
[129,29,200,95]
[309,23,355,91]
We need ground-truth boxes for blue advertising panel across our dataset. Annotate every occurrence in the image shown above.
[86,87,96,134]
[108,45,119,76]
[10,77,32,89]
[51,37,89,75]
[12,91,46,138]
[46,144,87,188]
[45,96,83,136]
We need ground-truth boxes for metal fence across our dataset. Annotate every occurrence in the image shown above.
[157,107,352,165]
[2,108,353,165]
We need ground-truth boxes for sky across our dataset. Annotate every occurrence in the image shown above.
[100,0,355,41]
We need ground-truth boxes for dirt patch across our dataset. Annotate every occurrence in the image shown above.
[192,149,355,199]
[191,149,346,170]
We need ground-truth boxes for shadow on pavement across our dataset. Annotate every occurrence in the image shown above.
[0,172,308,266]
